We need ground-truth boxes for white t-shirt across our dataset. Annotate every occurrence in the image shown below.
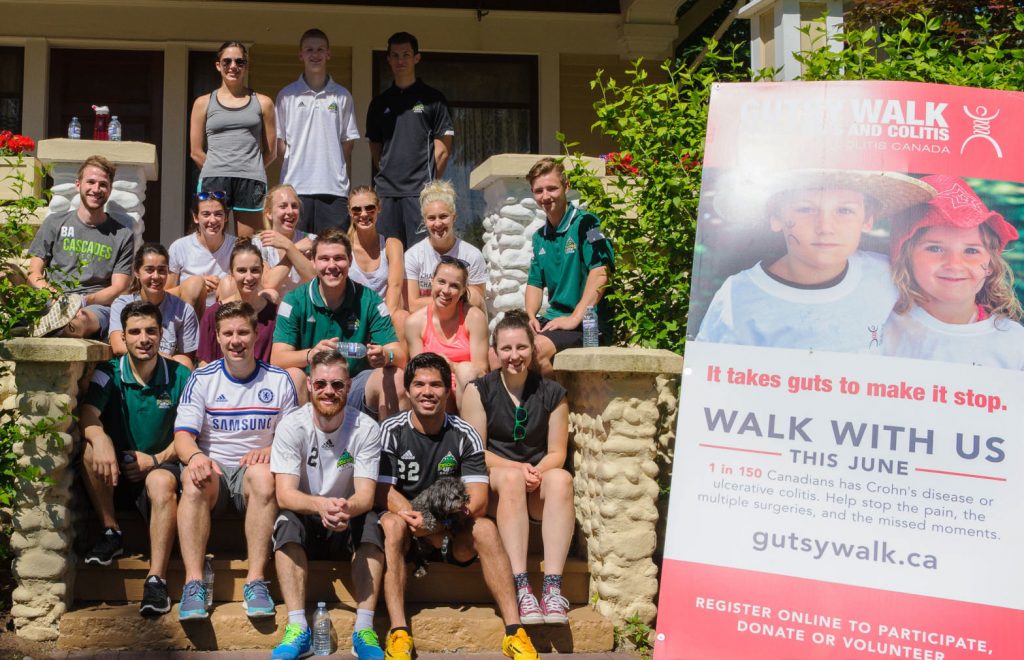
[404,238,487,298]
[174,360,298,466]
[108,292,200,355]
[276,76,361,198]
[696,250,896,354]
[168,233,235,307]
[271,403,382,498]
[253,231,315,296]
[882,305,1024,370]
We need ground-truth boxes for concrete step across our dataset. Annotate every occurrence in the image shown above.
[74,555,592,605]
[58,603,615,653]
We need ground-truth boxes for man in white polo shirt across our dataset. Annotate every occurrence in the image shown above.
[276,28,361,233]
[173,300,299,621]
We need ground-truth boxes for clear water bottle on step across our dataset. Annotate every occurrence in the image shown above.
[336,342,367,359]
[582,305,599,348]
[68,117,82,140]
[312,601,332,655]
[108,115,122,141]
[203,554,214,607]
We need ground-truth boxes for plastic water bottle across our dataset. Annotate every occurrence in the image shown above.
[312,602,332,655]
[582,306,599,348]
[108,116,122,141]
[68,117,82,140]
[336,342,368,359]
[203,554,215,607]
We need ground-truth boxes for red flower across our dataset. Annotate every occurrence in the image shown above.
[0,132,35,157]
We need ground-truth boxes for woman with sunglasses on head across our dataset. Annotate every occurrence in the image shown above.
[348,186,407,338]
[253,183,316,296]
[196,240,277,367]
[189,41,276,239]
[404,180,487,314]
[108,243,199,369]
[167,192,236,319]
[461,309,573,626]
[405,255,488,410]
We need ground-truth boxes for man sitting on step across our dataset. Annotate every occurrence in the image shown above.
[376,352,540,660]
[269,351,386,660]
[78,301,191,615]
[173,301,299,621]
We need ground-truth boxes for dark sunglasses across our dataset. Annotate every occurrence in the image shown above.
[513,405,528,442]
[439,255,469,268]
[220,57,248,67]
[196,190,226,202]
[350,204,378,215]
[312,379,347,391]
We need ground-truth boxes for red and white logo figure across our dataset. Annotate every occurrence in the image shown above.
[960,105,1002,158]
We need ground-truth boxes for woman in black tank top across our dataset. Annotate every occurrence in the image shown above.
[460,310,573,625]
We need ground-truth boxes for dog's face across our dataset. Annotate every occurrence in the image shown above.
[412,477,471,532]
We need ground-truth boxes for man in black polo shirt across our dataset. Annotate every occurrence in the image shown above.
[366,31,455,249]
[376,353,538,660]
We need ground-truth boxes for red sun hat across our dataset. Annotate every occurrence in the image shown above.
[892,175,1019,258]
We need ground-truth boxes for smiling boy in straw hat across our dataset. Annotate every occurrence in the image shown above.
[696,169,935,353]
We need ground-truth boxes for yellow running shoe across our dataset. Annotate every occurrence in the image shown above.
[385,628,415,660]
[502,626,540,660]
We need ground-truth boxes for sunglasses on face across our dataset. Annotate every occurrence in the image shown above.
[220,57,248,67]
[312,379,347,391]
[513,405,528,442]
[196,190,227,202]
[350,204,378,215]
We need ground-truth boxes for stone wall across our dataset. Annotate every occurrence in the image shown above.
[0,338,111,642]
[554,347,682,627]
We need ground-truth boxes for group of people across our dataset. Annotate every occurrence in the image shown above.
[697,169,1024,369]
[24,26,615,660]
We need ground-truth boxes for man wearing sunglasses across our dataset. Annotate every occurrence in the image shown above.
[276,28,361,234]
[269,351,385,659]
[375,353,539,660]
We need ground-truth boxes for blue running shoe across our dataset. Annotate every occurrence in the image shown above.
[178,579,208,621]
[272,623,312,660]
[352,627,385,660]
[243,579,275,618]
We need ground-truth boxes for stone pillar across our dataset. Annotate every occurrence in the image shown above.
[554,347,682,627]
[469,154,606,327]
[0,338,112,642]
[36,139,160,249]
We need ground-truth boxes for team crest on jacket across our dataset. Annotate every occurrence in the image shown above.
[564,238,577,254]
[258,388,274,404]
[437,451,458,476]
[336,451,354,468]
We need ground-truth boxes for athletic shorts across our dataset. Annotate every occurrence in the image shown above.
[378,196,426,249]
[407,534,477,568]
[110,461,182,523]
[537,316,584,353]
[199,176,267,213]
[211,462,251,515]
[272,509,383,557]
[298,194,350,234]
[346,368,377,420]
[83,303,111,338]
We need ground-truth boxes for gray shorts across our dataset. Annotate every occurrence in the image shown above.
[346,368,376,420]
[85,304,111,337]
[272,509,383,558]
[212,462,249,515]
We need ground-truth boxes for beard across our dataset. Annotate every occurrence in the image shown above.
[312,394,345,418]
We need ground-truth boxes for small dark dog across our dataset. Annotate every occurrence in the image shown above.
[409,477,472,577]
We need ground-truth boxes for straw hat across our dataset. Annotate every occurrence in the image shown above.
[713,169,936,226]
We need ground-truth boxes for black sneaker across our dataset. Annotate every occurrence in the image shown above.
[139,575,171,615]
[84,527,123,566]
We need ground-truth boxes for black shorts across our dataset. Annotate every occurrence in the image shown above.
[298,194,350,234]
[272,509,383,558]
[111,462,182,522]
[537,316,584,353]
[406,534,478,568]
[378,195,426,249]
[199,176,267,213]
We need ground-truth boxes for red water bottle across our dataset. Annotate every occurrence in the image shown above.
[91,105,110,141]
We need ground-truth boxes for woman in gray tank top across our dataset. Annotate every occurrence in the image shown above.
[189,41,277,240]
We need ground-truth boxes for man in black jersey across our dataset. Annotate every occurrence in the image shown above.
[376,353,538,660]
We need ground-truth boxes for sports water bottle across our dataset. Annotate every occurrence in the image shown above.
[91,105,110,140]
[203,554,215,607]
[582,306,599,348]
[108,116,122,141]
[68,117,82,139]
[312,602,332,655]
[336,342,368,359]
